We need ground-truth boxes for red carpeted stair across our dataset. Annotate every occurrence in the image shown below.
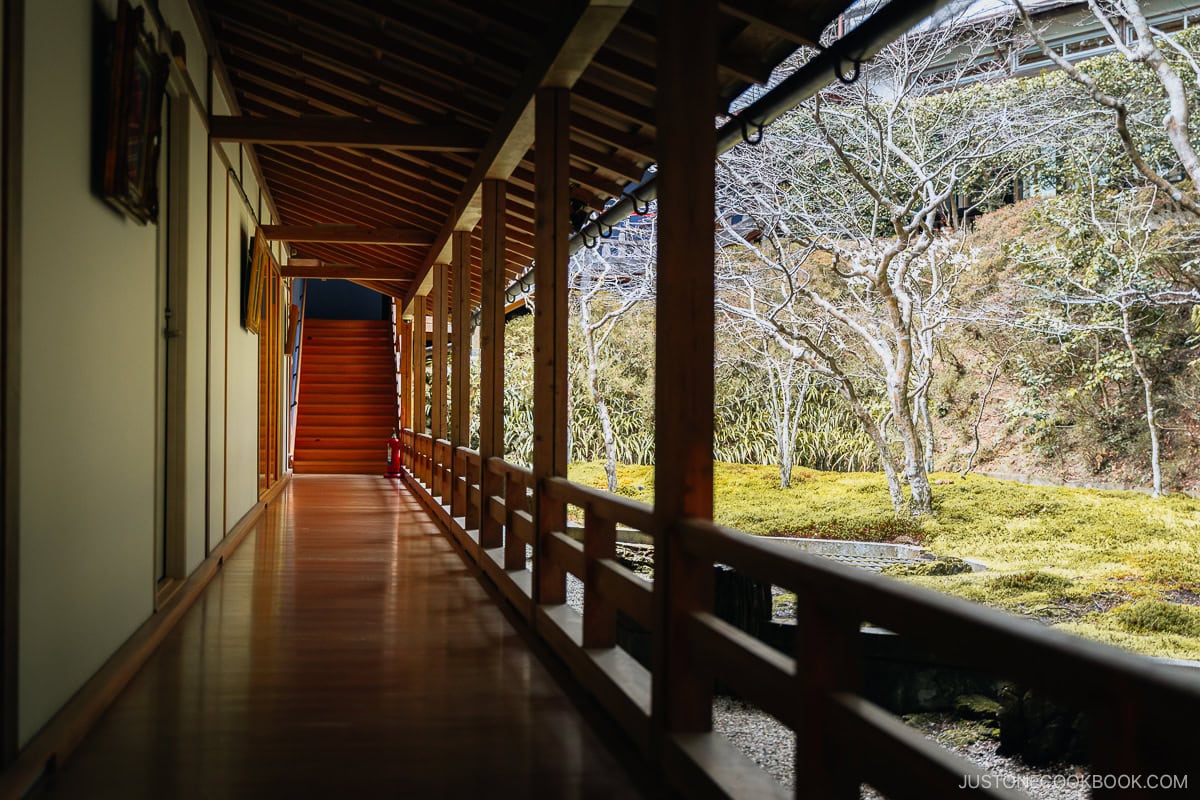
[293,319,396,475]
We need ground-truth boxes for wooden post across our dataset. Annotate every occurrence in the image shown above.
[450,230,471,518]
[795,596,860,799]
[410,294,426,439]
[582,509,617,648]
[431,262,448,499]
[533,86,570,606]
[478,179,506,549]
[399,316,412,436]
[653,0,717,736]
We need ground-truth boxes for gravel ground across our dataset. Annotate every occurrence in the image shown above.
[713,696,1091,799]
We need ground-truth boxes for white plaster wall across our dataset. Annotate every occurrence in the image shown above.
[15,0,285,743]
[183,97,208,573]
[18,0,157,744]
[208,160,228,544]
[224,203,258,528]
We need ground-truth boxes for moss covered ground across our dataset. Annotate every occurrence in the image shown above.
[567,462,1200,660]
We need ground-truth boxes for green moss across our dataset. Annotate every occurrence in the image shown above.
[987,571,1074,596]
[564,461,1200,659]
[882,556,971,577]
[1113,599,1200,636]
[954,694,1003,720]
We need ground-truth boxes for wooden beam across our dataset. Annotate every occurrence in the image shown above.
[280,265,410,280]
[717,1,826,46]
[431,263,448,448]
[407,0,632,301]
[478,180,506,549]
[449,231,471,520]
[399,319,412,432]
[533,87,571,608]
[411,295,427,436]
[261,225,434,246]
[450,232,471,449]
[653,0,717,739]
[1,0,22,767]
[208,115,484,150]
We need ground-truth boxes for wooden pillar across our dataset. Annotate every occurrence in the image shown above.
[450,232,471,446]
[450,231,471,519]
[653,0,717,736]
[478,179,506,549]
[410,294,426,439]
[533,86,570,606]
[399,313,412,433]
[431,263,449,497]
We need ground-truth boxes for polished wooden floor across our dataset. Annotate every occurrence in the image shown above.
[37,476,648,799]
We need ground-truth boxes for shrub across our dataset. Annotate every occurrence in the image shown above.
[1113,599,1200,636]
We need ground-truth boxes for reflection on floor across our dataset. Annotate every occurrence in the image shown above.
[37,475,647,799]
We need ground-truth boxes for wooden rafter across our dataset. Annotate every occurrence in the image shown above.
[280,264,410,280]
[261,224,433,245]
[405,0,633,305]
[210,115,484,150]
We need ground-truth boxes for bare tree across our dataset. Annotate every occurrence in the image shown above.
[715,14,1076,516]
[1017,0,1200,216]
[1013,179,1200,496]
[571,213,656,492]
[716,308,823,488]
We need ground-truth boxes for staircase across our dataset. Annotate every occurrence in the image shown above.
[293,319,396,475]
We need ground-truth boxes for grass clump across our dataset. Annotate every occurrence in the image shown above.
[1113,599,1200,636]
[882,556,971,577]
[987,570,1074,596]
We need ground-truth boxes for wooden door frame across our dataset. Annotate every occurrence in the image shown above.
[154,79,190,608]
[1,0,21,765]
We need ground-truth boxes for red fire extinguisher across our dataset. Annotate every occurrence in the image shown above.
[386,430,402,478]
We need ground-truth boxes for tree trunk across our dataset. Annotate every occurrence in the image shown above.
[582,318,619,493]
[777,428,793,489]
[840,383,905,514]
[918,389,935,474]
[889,380,933,516]
[596,395,619,493]
[1122,309,1162,497]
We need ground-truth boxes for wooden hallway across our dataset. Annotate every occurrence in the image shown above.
[32,476,648,799]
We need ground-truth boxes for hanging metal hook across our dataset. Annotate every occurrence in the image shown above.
[624,188,652,215]
[835,53,862,85]
[582,228,600,249]
[597,221,615,239]
[740,117,765,146]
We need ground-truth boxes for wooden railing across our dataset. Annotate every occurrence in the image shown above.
[397,428,1200,798]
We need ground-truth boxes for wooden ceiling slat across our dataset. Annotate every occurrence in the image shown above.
[211,5,505,122]
[218,37,430,124]
[259,154,451,231]
[211,115,484,151]
[337,0,531,77]
[294,147,460,210]
[260,159,441,225]
[407,0,632,302]
[261,225,435,245]
[569,113,655,162]
[569,139,647,185]
[281,265,412,280]
[262,145,461,216]
[717,1,840,47]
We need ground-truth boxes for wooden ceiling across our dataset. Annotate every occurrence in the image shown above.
[196,0,855,306]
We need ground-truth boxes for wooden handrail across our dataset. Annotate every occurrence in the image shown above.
[676,518,1200,711]
[541,476,656,533]
[673,516,1200,795]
